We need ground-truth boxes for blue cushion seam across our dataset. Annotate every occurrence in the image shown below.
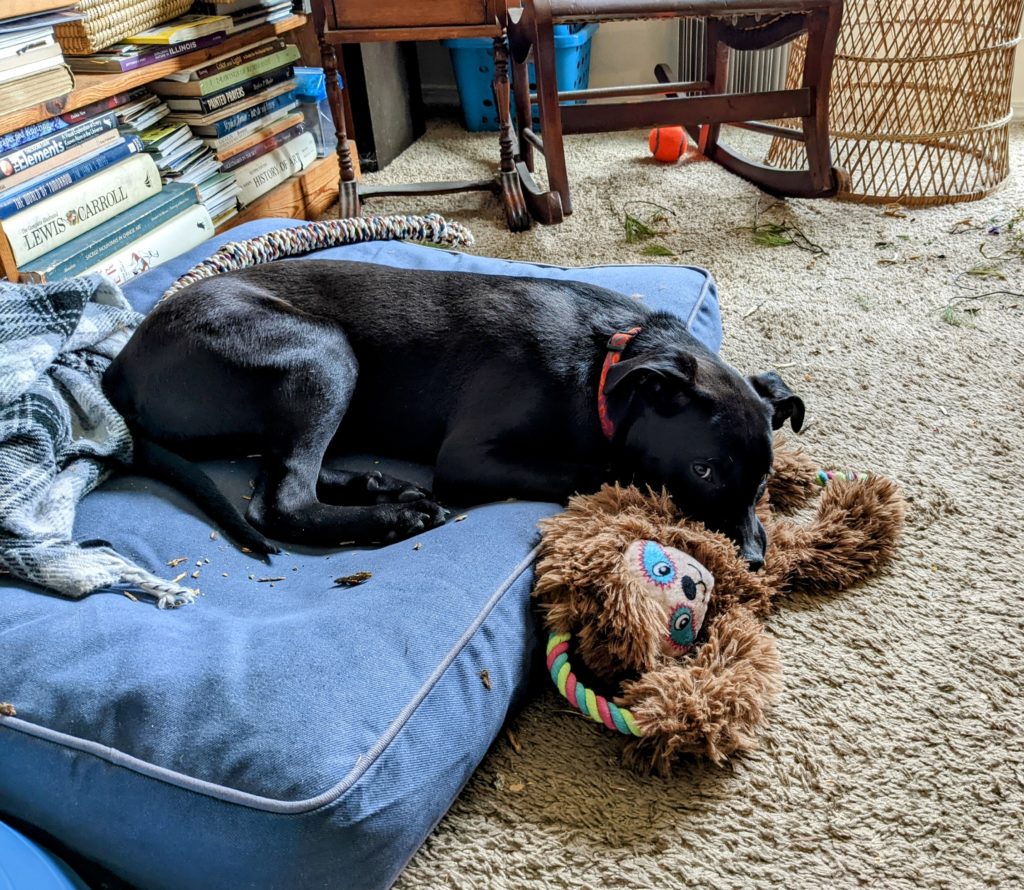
[684,276,712,332]
[0,545,540,816]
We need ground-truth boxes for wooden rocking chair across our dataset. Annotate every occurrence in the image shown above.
[503,0,846,224]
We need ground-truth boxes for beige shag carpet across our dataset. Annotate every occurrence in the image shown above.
[350,123,1024,889]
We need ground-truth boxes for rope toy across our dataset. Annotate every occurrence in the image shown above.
[159,213,475,304]
[545,468,873,739]
[547,632,643,737]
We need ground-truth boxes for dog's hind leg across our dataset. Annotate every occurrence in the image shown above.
[243,338,445,546]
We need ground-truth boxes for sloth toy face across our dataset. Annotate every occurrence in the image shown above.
[624,540,713,655]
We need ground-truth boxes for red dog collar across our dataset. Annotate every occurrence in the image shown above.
[597,326,642,440]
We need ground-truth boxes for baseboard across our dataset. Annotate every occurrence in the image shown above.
[421,85,461,109]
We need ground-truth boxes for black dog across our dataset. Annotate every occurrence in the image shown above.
[103,261,803,568]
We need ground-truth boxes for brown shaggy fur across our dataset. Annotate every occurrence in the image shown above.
[532,438,905,775]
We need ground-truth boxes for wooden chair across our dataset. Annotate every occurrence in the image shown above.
[314,0,533,230]
[504,0,846,224]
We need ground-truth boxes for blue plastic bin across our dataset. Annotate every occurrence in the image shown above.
[0,822,88,890]
[293,66,343,158]
[444,23,598,132]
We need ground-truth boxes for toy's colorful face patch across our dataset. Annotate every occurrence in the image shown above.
[625,540,713,656]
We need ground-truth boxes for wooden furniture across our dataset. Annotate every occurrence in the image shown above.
[766,0,1024,205]
[504,0,845,224]
[0,15,342,282]
[314,0,533,231]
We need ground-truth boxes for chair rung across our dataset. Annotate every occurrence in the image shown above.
[546,0,838,19]
[530,80,710,103]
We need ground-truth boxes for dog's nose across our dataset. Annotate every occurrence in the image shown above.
[744,554,764,572]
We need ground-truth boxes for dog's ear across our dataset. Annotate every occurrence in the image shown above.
[749,371,805,432]
[604,352,697,398]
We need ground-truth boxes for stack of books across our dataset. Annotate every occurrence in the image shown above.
[152,35,316,213]
[195,0,296,34]
[1,2,81,115]
[0,91,213,284]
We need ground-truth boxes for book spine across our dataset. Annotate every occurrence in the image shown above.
[114,33,229,73]
[196,67,292,114]
[197,46,300,96]
[0,117,70,153]
[85,203,213,286]
[20,184,198,282]
[0,137,143,220]
[235,131,316,207]
[220,122,304,173]
[2,154,162,266]
[0,112,119,180]
[209,91,295,137]
[193,39,281,80]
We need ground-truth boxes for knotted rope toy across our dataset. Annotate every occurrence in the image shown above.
[534,445,904,773]
[159,213,475,304]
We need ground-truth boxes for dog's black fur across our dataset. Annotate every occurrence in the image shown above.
[104,261,803,568]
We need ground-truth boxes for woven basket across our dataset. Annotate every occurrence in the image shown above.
[56,0,194,55]
[766,0,1024,206]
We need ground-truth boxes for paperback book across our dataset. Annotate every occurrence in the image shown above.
[219,120,304,173]
[212,110,303,161]
[126,15,231,45]
[201,103,298,152]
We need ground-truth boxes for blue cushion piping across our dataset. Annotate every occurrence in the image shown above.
[0,546,541,815]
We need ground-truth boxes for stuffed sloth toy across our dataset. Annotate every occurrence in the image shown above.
[532,440,905,776]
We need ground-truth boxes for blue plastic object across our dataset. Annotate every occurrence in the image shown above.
[0,822,88,890]
[445,23,598,132]
[292,66,344,157]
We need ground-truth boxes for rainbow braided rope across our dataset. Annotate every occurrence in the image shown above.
[158,213,475,304]
[815,469,870,486]
[547,632,643,737]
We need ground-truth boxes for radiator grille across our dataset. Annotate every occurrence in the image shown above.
[678,19,790,92]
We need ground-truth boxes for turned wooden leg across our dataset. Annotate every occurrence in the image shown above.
[318,30,360,218]
[493,33,530,231]
[530,1,572,215]
[695,18,729,155]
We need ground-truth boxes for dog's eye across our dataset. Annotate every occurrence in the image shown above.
[692,462,712,480]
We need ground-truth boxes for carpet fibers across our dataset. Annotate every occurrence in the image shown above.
[350,123,1024,889]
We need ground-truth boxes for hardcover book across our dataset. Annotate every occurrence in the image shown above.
[177,87,296,138]
[164,79,293,127]
[0,131,120,195]
[212,110,304,161]
[66,34,226,74]
[151,41,299,97]
[219,120,304,173]
[201,104,298,152]
[0,112,119,181]
[234,130,316,207]
[86,202,214,286]
[163,66,293,114]
[1,153,162,266]
[19,181,198,283]
[0,136,143,220]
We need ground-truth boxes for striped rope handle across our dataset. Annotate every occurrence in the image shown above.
[158,213,475,304]
[814,469,870,486]
[547,632,643,737]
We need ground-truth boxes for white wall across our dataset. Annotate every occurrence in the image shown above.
[420,20,1024,117]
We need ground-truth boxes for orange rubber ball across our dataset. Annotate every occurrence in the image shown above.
[648,126,689,163]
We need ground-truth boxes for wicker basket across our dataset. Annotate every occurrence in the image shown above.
[766,0,1024,206]
[56,0,194,55]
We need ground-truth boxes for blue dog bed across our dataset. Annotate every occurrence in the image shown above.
[0,220,722,890]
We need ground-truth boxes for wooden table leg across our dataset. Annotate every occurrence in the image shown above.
[493,33,531,231]
[316,4,360,219]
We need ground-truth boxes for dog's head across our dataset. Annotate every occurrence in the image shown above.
[605,344,804,570]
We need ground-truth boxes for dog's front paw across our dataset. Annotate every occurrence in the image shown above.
[381,499,449,542]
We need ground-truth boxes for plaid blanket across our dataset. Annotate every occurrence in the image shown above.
[0,275,194,609]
